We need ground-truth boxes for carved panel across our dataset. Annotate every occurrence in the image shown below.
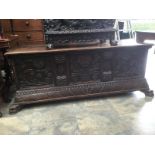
[54,54,68,86]
[69,51,113,83]
[113,48,147,79]
[100,51,113,81]
[14,55,54,88]
[70,52,101,83]
[12,47,147,90]
[45,32,115,48]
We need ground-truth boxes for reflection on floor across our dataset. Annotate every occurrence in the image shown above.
[0,47,155,135]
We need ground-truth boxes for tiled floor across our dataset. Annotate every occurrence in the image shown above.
[0,47,155,135]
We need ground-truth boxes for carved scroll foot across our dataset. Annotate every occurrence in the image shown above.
[2,93,12,103]
[0,112,2,117]
[1,85,13,103]
[9,104,22,114]
[141,89,154,97]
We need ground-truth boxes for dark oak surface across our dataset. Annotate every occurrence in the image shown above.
[5,39,152,55]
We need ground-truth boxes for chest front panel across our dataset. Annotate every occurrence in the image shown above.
[11,47,147,90]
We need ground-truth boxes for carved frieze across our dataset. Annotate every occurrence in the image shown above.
[44,19,116,31]
[15,78,149,103]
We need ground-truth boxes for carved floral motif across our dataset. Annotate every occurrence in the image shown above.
[44,19,116,32]
[43,19,117,48]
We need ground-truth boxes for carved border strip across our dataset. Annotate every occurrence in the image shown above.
[15,78,148,103]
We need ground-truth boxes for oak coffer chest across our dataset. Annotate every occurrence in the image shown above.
[5,39,153,113]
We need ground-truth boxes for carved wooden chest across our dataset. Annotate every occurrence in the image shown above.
[44,19,117,48]
[5,39,153,113]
